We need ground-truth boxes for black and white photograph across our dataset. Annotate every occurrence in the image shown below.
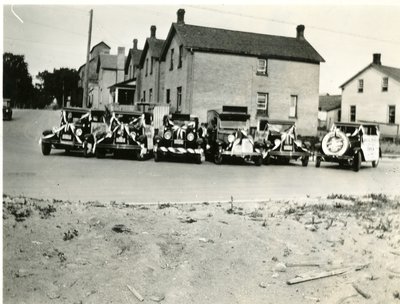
[2,1,400,303]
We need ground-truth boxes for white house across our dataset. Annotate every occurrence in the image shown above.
[340,53,400,139]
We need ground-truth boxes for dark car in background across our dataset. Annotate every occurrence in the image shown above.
[256,119,310,166]
[3,99,12,120]
[315,122,381,172]
[41,107,94,155]
[85,109,154,160]
[205,106,262,165]
[153,113,203,163]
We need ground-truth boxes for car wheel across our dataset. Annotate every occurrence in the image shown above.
[214,149,223,165]
[353,151,361,172]
[154,150,161,162]
[136,150,146,161]
[263,154,271,165]
[372,158,379,168]
[83,141,93,158]
[301,156,309,167]
[95,149,105,159]
[195,154,202,164]
[41,142,51,155]
[254,156,262,166]
[315,156,321,168]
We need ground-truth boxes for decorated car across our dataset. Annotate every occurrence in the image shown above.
[3,99,12,121]
[205,106,262,165]
[315,122,381,172]
[256,119,310,166]
[153,113,203,163]
[40,107,98,155]
[84,108,154,160]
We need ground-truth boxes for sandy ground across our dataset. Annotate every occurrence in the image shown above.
[3,194,400,304]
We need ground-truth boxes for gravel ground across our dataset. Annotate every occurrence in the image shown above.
[3,194,400,304]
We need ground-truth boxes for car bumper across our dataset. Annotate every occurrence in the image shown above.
[221,151,261,158]
[268,150,310,158]
[96,143,144,151]
[156,146,203,156]
[317,153,353,163]
[42,138,83,149]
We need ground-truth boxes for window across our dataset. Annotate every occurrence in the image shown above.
[257,59,267,75]
[256,93,268,114]
[358,79,363,93]
[178,45,183,68]
[177,86,182,112]
[166,89,171,104]
[143,91,146,102]
[389,105,396,124]
[170,48,174,70]
[350,105,356,122]
[145,58,148,76]
[382,77,388,92]
[149,89,153,103]
[150,58,153,75]
[289,95,298,118]
[338,109,341,122]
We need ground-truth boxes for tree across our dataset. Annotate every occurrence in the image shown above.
[3,52,34,108]
[36,68,80,107]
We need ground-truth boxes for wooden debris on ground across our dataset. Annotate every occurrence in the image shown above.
[127,284,144,302]
[352,283,371,299]
[286,264,368,285]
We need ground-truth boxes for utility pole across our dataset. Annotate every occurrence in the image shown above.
[83,9,93,109]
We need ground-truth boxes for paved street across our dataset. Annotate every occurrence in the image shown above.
[3,109,400,203]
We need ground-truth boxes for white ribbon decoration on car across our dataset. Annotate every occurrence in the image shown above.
[42,111,90,144]
[166,118,196,139]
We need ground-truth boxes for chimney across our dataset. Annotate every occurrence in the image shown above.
[133,39,138,50]
[296,25,305,40]
[177,8,185,24]
[117,47,125,70]
[373,53,381,65]
[150,25,156,38]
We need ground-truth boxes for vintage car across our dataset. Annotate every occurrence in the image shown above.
[84,109,154,160]
[256,119,310,166]
[153,113,203,163]
[41,107,100,155]
[205,106,263,165]
[3,99,12,120]
[315,122,381,172]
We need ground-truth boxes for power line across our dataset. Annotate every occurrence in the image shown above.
[188,5,400,45]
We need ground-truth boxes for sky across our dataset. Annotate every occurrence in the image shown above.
[2,2,400,94]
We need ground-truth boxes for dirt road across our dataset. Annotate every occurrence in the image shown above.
[3,110,400,203]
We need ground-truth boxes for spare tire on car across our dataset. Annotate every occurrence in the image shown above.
[321,130,349,156]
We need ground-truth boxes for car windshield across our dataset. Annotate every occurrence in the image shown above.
[220,120,247,129]
[170,119,196,129]
[268,123,294,134]
[115,114,140,124]
[336,125,358,136]
[65,111,86,123]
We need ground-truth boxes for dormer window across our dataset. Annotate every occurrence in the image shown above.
[382,77,388,92]
[257,59,267,75]
[358,79,363,93]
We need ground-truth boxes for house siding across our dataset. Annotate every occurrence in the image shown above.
[341,67,400,137]
[186,52,319,136]
[139,51,162,103]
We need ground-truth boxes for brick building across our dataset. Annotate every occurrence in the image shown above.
[138,9,324,136]
[340,54,400,139]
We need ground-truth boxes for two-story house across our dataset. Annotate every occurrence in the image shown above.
[340,53,400,139]
[152,9,324,136]
[78,42,126,109]
[137,26,165,106]
[78,41,111,108]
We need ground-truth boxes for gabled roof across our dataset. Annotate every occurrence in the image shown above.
[319,94,341,111]
[139,38,166,67]
[124,48,143,73]
[340,63,400,88]
[90,41,111,54]
[97,54,117,72]
[160,23,325,63]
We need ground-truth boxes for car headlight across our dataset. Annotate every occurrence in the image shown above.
[274,139,281,146]
[187,133,195,141]
[228,134,235,143]
[76,128,83,136]
[130,131,136,139]
[164,131,172,140]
